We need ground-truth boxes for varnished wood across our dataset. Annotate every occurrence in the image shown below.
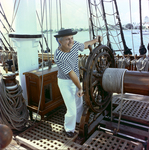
[124,71,149,96]
[23,66,63,119]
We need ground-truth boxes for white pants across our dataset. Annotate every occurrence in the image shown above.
[58,78,83,132]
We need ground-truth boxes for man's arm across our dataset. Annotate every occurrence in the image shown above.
[68,70,84,97]
[84,36,102,49]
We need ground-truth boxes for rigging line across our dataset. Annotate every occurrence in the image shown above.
[11,0,17,31]
[92,13,103,18]
[104,12,117,16]
[0,31,14,51]
[0,3,14,32]
[94,0,98,39]
[109,31,124,56]
[59,0,62,29]
[88,0,96,41]
[0,38,9,51]
[56,0,59,30]
[111,0,122,51]
[108,33,121,38]
[0,20,9,33]
[107,29,123,51]
[49,0,53,62]
[94,3,105,42]
[36,10,42,28]
[10,0,20,32]
[103,0,113,2]
[41,0,46,26]
[34,0,45,124]
[86,0,92,41]
[100,0,113,51]
[90,0,101,6]
[113,0,131,55]
[45,0,49,54]
[129,0,135,57]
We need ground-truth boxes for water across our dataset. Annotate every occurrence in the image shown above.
[42,30,149,56]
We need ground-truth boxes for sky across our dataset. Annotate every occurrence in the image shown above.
[0,0,149,33]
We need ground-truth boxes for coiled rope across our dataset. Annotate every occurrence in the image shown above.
[0,75,29,131]
[102,68,127,93]
[102,68,127,131]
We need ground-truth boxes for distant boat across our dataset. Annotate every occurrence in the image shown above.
[132,31,139,34]
[132,30,149,35]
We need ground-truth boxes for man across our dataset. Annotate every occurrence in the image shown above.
[54,29,100,138]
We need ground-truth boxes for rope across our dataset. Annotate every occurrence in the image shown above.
[87,0,129,54]
[45,0,50,63]
[117,68,127,131]
[117,57,130,68]
[49,0,53,62]
[129,0,135,57]
[0,75,29,131]
[11,0,20,31]
[111,0,122,52]
[136,56,149,71]
[102,68,127,131]
[102,68,127,93]
[59,0,62,29]
[56,0,59,30]
[32,0,45,123]
[94,0,98,38]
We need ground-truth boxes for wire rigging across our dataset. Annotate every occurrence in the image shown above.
[56,0,59,30]
[129,0,135,57]
[49,0,53,62]
[0,3,14,32]
[59,0,62,29]
[10,0,20,32]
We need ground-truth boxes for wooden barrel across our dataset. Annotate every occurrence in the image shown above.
[2,73,17,87]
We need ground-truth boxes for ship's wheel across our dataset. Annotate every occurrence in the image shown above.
[79,44,115,137]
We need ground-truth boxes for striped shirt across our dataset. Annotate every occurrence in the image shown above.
[54,41,84,79]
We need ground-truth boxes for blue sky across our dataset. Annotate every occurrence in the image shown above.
[0,0,149,32]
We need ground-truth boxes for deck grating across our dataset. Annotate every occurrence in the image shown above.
[15,105,80,150]
[14,99,145,149]
[112,98,149,122]
[83,130,143,150]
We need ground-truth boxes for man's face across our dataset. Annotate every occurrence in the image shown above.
[59,35,74,51]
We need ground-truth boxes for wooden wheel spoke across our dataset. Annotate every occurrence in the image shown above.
[83,44,115,113]
[92,80,99,87]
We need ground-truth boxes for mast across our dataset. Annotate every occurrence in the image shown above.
[9,0,42,103]
[113,0,132,55]
[139,0,147,55]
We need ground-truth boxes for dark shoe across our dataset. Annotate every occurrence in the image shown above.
[65,131,74,138]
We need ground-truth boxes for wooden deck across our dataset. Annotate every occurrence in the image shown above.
[0,62,148,150]
[2,93,148,150]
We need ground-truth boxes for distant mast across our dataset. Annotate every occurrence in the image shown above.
[9,0,42,103]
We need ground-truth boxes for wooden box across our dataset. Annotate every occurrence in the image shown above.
[24,65,63,119]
